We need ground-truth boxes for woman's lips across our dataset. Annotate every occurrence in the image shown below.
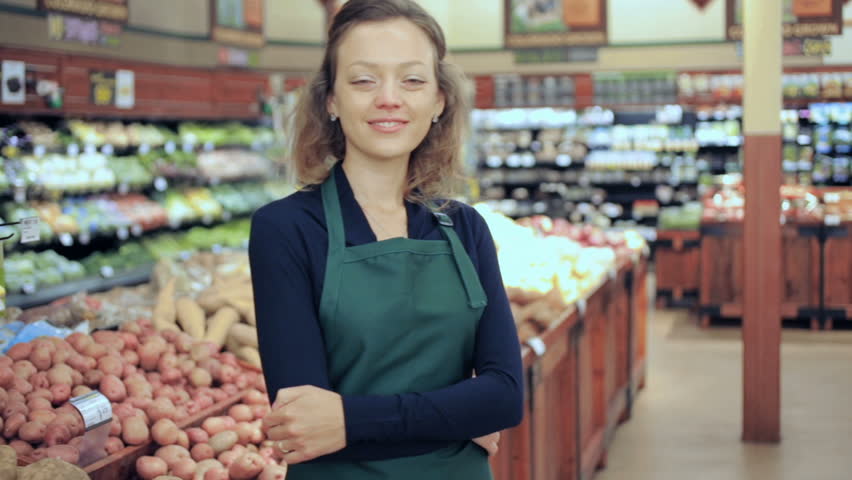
[368,120,408,133]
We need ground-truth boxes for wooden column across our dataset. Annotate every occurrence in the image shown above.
[742,0,782,443]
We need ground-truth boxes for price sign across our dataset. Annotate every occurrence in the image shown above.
[100,266,115,278]
[825,214,841,226]
[70,391,112,430]
[67,143,80,156]
[59,233,74,247]
[20,217,41,244]
[577,298,587,317]
[101,144,114,156]
[138,143,151,155]
[164,142,176,154]
[154,177,168,192]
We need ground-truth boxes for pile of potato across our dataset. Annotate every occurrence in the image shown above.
[136,389,287,480]
[0,318,266,467]
[1,445,91,480]
[151,254,260,369]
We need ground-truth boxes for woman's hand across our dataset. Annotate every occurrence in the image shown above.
[473,431,501,456]
[262,385,347,464]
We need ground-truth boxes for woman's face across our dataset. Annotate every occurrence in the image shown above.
[328,18,445,165]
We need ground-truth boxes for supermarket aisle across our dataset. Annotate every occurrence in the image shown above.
[596,305,852,480]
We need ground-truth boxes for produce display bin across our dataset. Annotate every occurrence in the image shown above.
[578,281,609,479]
[780,222,821,329]
[654,229,700,307]
[630,256,649,398]
[605,260,632,434]
[491,348,535,480]
[823,223,852,329]
[699,221,744,327]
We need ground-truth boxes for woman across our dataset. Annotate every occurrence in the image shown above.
[248,0,523,478]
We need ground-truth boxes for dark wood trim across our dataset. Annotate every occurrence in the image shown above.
[742,134,782,443]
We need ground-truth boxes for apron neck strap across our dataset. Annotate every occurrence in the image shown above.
[431,207,488,309]
[321,168,346,253]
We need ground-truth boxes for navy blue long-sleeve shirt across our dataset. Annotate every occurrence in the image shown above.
[248,165,523,462]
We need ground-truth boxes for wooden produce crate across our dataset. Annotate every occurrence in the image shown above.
[604,260,632,438]
[654,230,700,307]
[528,308,580,480]
[84,393,243,480]
[578,281,609,479]
[630,256,649,397]
[780,222,821,329]
[823,223,852,329]
[490,348,535,480]
[699,221,744,327]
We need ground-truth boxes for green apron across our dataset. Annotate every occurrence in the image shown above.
[286,170,493,480]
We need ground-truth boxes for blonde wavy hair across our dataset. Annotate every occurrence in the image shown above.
[289,0,471,204]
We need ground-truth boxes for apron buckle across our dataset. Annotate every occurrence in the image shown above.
[434,212,454,227]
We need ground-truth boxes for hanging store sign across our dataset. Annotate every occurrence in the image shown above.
[504,0,608,48]
[47,13,121,46]
[1,60,26,105]
[39,0,128,23]
[211,0,264,49]
[513,46,599,64]
[89,70,115,106]
[726,0,843,40]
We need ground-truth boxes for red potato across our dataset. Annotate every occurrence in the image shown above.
[13,360,36,380]
[189,344,211,363]
[45,444,79,464]
[228,405,253,423]
[177,360,196,377]
[7,343,33,361]
[233,423,259,446]
[209,389,228,403]
[185,428,209,445]
[29,448,47,461]
[160,368,182,385]
[18,420,47,443]
[176,430,190,449]
[155,444,191,468]
[229,452,265,480]
[105,436,125,454]
[29,409,56,425]
[201,417,230,437]
[29,371,50,390]
[221,384,239,396]
[173,390,190,406]
[30,346,53,371]
[208,431,238,454]
[254,375,267,394]
[191,443,215,462]
[158,354,178,372]
[235,375,250,390]
[122,416,150,445]
[170,457,196,480]
[44,423,72,446]
[147,397,176,423]
[7,390,24,405]
[46,366,73,386]
[0,356,12,368]
[154,385,175,400]
[173,333,194,354]
[112,403,136,420]
[66,354,91,371]
[0,366,14,389]
[126,379,154,399]
[4,402,28,419]
[65,332,92,352]
[83,369,104,388]
[242,390,267,406]
[129,397,153,410]
[120,320,143,335]
[50,383,71,405]
[136,455,169,480]
[93,330,125,351]
[70,370,83,386]
[197,359,221,379]
[9,439,33,456]
[251,404,270,420]
[193,459,225,479]
[52,411,85,437]
[139,343,165,371]
[3,413,26,439]
[72,385,92,397]
[110,417,122,436]
[122,364,138,379]
[203,467,229,480]
[98,355,125,377]
[189,368,212,389]
[216,365,239,385]
[51,347,71,366]
[100,374,127,402]
[83,342,108,359]
[119,332,139,350]
[122,349,140,367]
[258,464,289,480]
[27,396,53,412]
[152,419,180,446]
[147,372,162,386]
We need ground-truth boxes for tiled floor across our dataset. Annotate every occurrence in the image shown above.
[595,306,852,480]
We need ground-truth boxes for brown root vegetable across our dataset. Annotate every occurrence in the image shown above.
[98,355,125,378]
[170,457,196,480]
[191,443,214,462]
[7,343,33,361]
[45,444,79,464]
[18,457,90,480]
[136,455,169,480]
[176,298,206,339]
[151,419,180,446]
[105,436,125,454]
[258,464,289,480]
[18,421,47,443]
[122,416,150,445]
[228,324,258,349]
[208,431,238,454]
[43,423,72,446]
[49,384,71,406]
[228,452,265,480]
[203,307,240,348]
[100,374,127,403]
[189,368,212,389]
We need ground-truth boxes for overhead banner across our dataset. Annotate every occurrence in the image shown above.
[726,0,844,40]
[38,0,128,24]
[211,0,264,49]
[504,0,608,48]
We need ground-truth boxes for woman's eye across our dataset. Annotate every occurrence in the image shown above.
[352,79,374,85]
[404,78,426,85]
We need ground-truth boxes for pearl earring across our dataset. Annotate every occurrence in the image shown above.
[330,114,338,122]
[432,114,439,123]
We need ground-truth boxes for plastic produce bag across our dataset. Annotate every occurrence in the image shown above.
[1,319,88,354]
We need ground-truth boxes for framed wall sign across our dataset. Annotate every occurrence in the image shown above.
[504,0,608,48]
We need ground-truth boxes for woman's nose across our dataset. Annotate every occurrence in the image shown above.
[375,82,402,110]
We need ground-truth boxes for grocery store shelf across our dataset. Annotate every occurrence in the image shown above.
[7,263,154,310]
